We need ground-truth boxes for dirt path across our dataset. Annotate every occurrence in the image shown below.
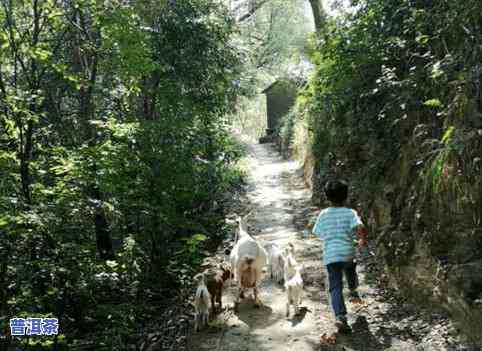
[188,142,475,351]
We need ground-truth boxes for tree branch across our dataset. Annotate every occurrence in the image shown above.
[237,0,270,22]
[308,0,326,32]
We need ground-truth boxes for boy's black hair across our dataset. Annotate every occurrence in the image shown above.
[324,179,348,205]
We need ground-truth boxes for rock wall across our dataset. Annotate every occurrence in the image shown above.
[381,242,482,346]
[301,150,482,347]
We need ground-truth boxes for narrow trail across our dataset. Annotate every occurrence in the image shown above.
[189,142,473,351]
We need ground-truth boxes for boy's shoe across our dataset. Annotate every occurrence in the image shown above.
[335,317,352,334]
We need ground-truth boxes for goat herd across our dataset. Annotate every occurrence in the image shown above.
[193,214,304,331]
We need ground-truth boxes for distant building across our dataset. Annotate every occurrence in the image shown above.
[261,57,313,136]
[261,79,298,136]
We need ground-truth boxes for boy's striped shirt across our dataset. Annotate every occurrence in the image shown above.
[312,207,363,265]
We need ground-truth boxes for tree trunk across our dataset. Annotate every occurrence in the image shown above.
[19,120,33,205]
[76,8,114,260]
[308,0,325,32]
[94,186,115,260]
[238,0,270,22]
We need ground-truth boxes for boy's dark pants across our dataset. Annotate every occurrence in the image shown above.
[326,261,358,320]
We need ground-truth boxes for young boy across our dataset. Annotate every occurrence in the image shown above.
[312,179,368,333]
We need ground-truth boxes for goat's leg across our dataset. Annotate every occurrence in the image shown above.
[294,295,299,315]
[231,254,239,284]
[253,268,262,306]
[234,286,242,312]
[230,268,235,288]
[236,266,244,298]
[286,294,290,317]
[286,287,291,317]
[217,291,222,310]
[230,258,235,288]
[211,295,216,314]
[203,311,208,328]
[194,312,199,332]
[254,286,262,307]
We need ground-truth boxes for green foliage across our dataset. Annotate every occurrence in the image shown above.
[278,109,297,154]
[423,98,442,108]
[230,0,312,137]
[176,234,208,267]
[228,94,267,139]
[0,0,242,348]
[301,0,482,266]
[237,0,310,77]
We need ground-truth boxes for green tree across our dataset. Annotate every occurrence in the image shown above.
[1,0,242,348]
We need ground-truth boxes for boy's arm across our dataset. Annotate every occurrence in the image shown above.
[350,209,367,247]
[355,224,368,247]
[312,213,324,239]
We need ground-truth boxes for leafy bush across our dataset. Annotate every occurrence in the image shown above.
[301,0,482,264]
[278,109,297,155]
[0,0,243,349]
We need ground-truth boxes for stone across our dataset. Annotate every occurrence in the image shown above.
[386,340,417,351]
[448,259,482,303]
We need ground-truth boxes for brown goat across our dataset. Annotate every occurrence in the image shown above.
[205,265,232,312]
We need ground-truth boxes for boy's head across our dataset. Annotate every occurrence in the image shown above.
[324,179,348,206]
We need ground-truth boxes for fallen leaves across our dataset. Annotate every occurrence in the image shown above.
[351,298,369,313]
[320,332,338,345]
[350,297,364,305]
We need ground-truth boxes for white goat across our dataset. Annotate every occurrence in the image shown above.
[229,215,247,284]
[285,265,303,317]
[283,243,297,283]
[229,213,268,308]
[194,273,210,331]
[268,244,286,284]
[283,244,303,316]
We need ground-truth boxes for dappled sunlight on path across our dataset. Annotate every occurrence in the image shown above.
[188,142,474,351]
[190,142,326,351]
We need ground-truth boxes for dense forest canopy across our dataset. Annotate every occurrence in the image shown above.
[1,0,245,348]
